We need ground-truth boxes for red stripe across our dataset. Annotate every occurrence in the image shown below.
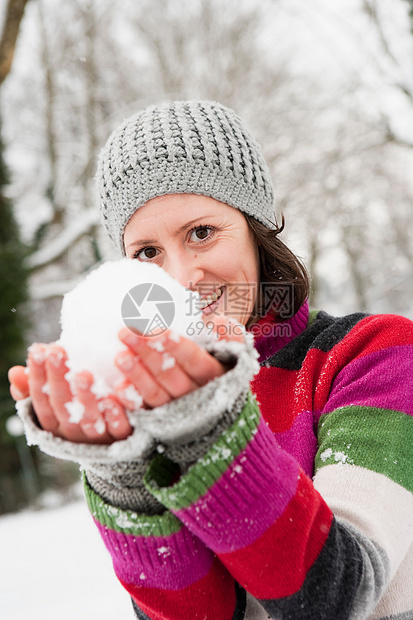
[218,471,333,599]
[252,316,413,434]
[121,555,236,620]
[251,348,333,431]
[251,367,300,432]
[335,314,413,364]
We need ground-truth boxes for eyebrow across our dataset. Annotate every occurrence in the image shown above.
[126,216,214,248]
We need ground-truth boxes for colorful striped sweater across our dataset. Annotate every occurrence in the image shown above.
[81,305,413,619]
[19,304,413,619]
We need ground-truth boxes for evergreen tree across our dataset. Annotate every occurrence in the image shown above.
[0,111,32,513]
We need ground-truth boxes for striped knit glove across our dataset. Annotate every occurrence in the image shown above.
[17,333,259,515]
[83,390,248,515]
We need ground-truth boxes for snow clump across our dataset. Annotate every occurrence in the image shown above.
[58,259,214,397]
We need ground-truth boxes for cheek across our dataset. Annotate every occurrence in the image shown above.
[207,242,254,272]
[201,245,233,272]
[199,234,260,288]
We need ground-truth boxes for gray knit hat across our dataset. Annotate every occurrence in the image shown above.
[97,100,276,253]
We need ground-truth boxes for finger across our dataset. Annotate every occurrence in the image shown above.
[209,315,246,343]
[10,384,25,401]
[8,366,29,399]
[27,343,60,434]
[121,329,227,387]
[114,359,171,408]
[116,332,199,398]
[45,345,88,442]
[113,376,147,408]
[73,372,113,443]
[98,396,132,440]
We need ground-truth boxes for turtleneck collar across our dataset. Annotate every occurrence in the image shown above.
[247,300,309,363]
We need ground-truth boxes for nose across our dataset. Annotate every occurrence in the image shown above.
[163,253,204,290]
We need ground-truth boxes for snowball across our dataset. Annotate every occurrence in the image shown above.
[58,259,214,397]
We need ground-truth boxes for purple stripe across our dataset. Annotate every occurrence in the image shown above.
[323,344,413,417]
[252,301,309,363]
[94,519,213,590]
[275,410,317,478]
[175,417,300,553]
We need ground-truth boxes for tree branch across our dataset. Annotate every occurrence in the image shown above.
[27,208,100,271]
[0,0,30,86]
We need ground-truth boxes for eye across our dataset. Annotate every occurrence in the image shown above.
[132,225,216,260]
[189,225,216,243]
[133,246,157,261]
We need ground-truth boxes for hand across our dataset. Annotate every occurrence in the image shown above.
[8,315,244,444]
[114,314,244,410]
[8,344,132,444]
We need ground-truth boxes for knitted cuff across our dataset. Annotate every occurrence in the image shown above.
[131,331,259,447]
[15,398,154,466]
[164,390,249,473]
[84,460,165,515]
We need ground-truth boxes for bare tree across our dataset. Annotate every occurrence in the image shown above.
[362,0,413,146]
[2,0,413,334]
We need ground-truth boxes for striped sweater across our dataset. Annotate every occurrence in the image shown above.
[81,306,413,618]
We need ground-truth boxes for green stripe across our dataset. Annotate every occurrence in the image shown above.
[145,391,261,510]
[308,309,320,326]
[316,407,413,493]
[83,472,182,537]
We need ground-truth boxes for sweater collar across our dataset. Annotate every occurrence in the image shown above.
[247,300,309,363]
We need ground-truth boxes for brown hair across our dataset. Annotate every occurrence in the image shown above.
[244,213,310,327]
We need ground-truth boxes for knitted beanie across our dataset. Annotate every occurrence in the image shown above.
[97,100,276,253]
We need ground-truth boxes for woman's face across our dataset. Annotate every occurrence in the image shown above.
[123,194,260,326]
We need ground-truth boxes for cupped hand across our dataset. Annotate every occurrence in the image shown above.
[114,314,245,410]
[8,315,245,444]
[8,344,132,444]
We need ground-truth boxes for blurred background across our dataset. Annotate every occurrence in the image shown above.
[0,0,412,616]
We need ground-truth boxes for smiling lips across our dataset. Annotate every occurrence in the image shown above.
[199,286,225,310]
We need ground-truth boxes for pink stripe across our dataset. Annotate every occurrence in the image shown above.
[94,520,213,590]
[275,410,317,478]
[175,417,300,553]
[323,344,413,417]
[252,301,309,362]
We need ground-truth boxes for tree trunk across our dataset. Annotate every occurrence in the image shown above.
[0,0,30,86]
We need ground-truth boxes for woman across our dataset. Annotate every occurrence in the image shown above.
[9,101,413,620]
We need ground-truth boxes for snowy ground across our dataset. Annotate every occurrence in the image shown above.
[0,493,135,620]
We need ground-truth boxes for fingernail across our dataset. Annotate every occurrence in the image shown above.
[41,382,50,395]
[94,419,106,435]
[14,387,24,400]
[169,330,181,343]
[28,344,47,365]
[98,399,121,417]
[116,353,135,371]
[121,330,140,347]
[48,350,64,368]
[117,384,143,409]
[75,374,91,391]
[147,337,166,352]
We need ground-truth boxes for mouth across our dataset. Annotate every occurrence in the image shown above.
[199,286,225,311]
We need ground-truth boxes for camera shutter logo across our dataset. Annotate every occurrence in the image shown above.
[121,283,175,336]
